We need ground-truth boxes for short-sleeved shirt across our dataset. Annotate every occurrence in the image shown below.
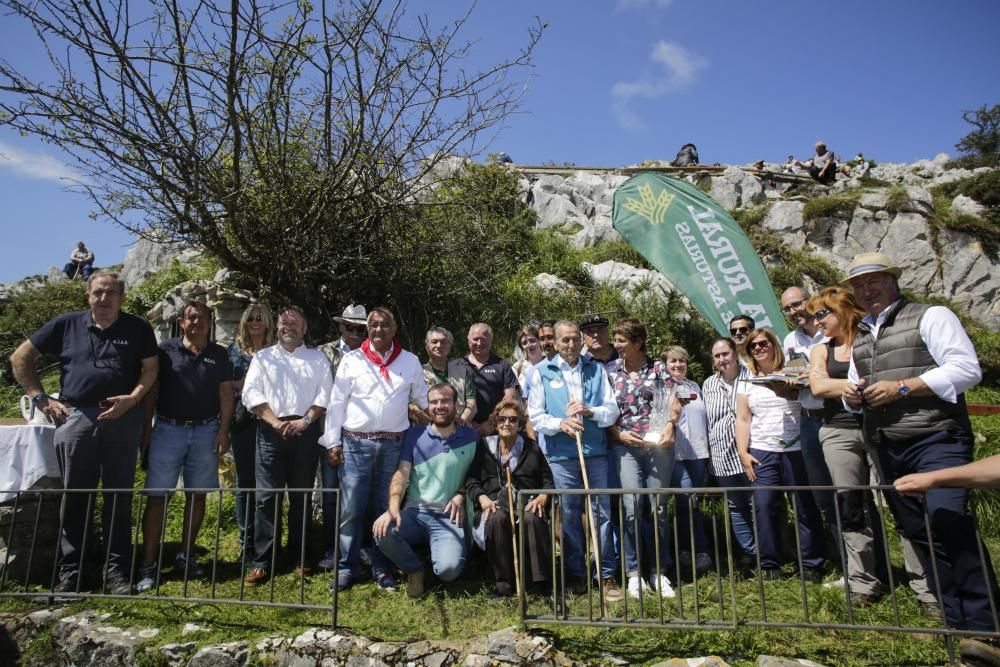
[736,379,801,452]
[453,354,519,423]
[400,424,478,508]
[157,338,233,421]
[30,309,158,402]
[423,359,477,416]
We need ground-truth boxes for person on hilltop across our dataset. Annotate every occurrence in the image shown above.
[840,251,1000,657]
[11,270,159,595]
[796,141,837,185]
[374,383,478,598]
[316,303,370,571]
[63,241,95,279]
[527,320,623,602]
[136,301,234,592]
[453,323,519,437]
[322,306,430,593]
[240,305,332,585]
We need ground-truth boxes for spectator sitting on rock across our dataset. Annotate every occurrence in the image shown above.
[63,241,94,279]
[783,155,798,175]
[796,141,837,185]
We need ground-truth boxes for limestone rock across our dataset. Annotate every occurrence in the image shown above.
[757,656,830,667]
[532,273,573,293]
[762,201,806,245]
[582,260,675,303]
[121,231,201,289]
[158,641,197,664]
[708,166,766,211]
[187,641,249,667]
[952,194,986,218]
[650,658,731,667]
[51,611,160,666]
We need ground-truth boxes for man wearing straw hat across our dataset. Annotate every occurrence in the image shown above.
[841,251,1000,646]
[527,320,622,602]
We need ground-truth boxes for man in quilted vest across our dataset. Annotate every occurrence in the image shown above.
[841,252,999,649]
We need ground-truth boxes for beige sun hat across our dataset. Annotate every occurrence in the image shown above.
[334,304,368,324]
[840,252,902,285]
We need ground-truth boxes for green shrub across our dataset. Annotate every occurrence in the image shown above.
[931,170,1000,209]
[926,194,1000,260]
[801,190,861,221]
[884,184,910,214]
[122,257,221,318]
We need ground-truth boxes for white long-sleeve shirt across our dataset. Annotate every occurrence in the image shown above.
[847,301,982,403]
[320,345,429,449]
[527,355,620,435]
[242,343,333,417]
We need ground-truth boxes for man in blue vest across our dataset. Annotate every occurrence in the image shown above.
[842,252,1000,658]
[527,320,622,601]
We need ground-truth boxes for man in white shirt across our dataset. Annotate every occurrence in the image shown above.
[781,287,838,532]
[241,305,332,585]
[841,252,1000,640]
[322,307,430,592]
[527,320,622,602]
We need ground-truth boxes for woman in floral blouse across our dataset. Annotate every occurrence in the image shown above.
[609,318,680,600]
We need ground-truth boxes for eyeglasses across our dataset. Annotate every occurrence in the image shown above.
[781,299,806,313]
[748,339,771,351]
[813,308,832,321]
[730,326,750,336]
[343,323,366,333]
[368,322,394,330]
[496,415,519,424]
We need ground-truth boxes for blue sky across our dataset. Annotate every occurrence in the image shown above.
[1,0,998,284]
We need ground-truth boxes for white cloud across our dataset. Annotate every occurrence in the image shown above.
[0,141,80,182]
[616,0,673,10]
[610,40,707,129]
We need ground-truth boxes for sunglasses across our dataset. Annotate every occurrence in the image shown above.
[813,308,832,321]
[781,299,806,313]
[343,323,366,333]
[249,314,264,322]
[748,339,771,351]
[730,326,750,336]
[496,415,519,424]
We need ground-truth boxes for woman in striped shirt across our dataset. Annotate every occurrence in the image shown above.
[701,337,756,566]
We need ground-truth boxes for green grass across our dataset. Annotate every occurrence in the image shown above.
[801,190,862,221]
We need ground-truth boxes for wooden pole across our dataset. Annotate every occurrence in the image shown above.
[575,430,604,607]
[505,465,522,600]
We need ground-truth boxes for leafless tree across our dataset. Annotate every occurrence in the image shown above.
[0,0,542,328]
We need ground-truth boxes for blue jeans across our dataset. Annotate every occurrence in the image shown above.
[751,448,826,570]
[799,415,839,538]
[375,506,466,580]
[876,429,1000,632]
[671,458,709,555]
[145,419,219,494]
[338,435,402,579]
[230,422,257,549]
[714,473,756,557]
[614,444,674,576]
[252,421,321,569]
[319,457,340,556]
[548,456,617,580]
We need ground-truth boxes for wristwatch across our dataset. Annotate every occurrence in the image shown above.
[301,414,313,426]
[897,380,911,398]
[31,392,49,406]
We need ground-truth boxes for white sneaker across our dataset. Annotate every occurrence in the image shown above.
[627,575,644,599]
[822,576,846,590]
[650,574,676,599]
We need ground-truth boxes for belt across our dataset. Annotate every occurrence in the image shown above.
[61,399,106,409]
[157,415,219,427]
[278,415,304,422]
[801,408,825,418]
[342,429,406,441]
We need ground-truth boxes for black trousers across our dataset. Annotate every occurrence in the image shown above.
[483,507,551,593]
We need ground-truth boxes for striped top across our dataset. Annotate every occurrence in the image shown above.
[701,365,750,477]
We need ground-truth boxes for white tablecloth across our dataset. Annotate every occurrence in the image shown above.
[0,424,61,502]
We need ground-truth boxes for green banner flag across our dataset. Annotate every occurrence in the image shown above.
[612,172,788,339]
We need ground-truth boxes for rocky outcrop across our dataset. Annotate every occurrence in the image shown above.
[516,160,1000,327]
[145,278,252,345]
[121,232,202,289]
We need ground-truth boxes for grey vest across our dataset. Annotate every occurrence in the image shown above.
[852,299,970,445]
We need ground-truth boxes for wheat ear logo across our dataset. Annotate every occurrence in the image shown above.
[623,183,674,225]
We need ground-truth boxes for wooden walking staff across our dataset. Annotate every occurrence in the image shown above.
[569,385,603,597]
[505,465,522,600]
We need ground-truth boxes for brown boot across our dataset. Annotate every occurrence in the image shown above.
[406,571,425,599]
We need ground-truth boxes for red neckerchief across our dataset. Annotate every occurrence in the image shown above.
[361,338,402,382]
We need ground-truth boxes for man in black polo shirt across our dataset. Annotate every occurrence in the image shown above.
[454,323,518,436]
[10,270,158,595]
[135,301,233,592]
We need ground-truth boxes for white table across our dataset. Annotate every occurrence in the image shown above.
[0,424,61,502]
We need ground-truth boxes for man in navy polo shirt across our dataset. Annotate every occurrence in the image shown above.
[454,323,518,437]
[135,301,234,592]
[10,270,159,595]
